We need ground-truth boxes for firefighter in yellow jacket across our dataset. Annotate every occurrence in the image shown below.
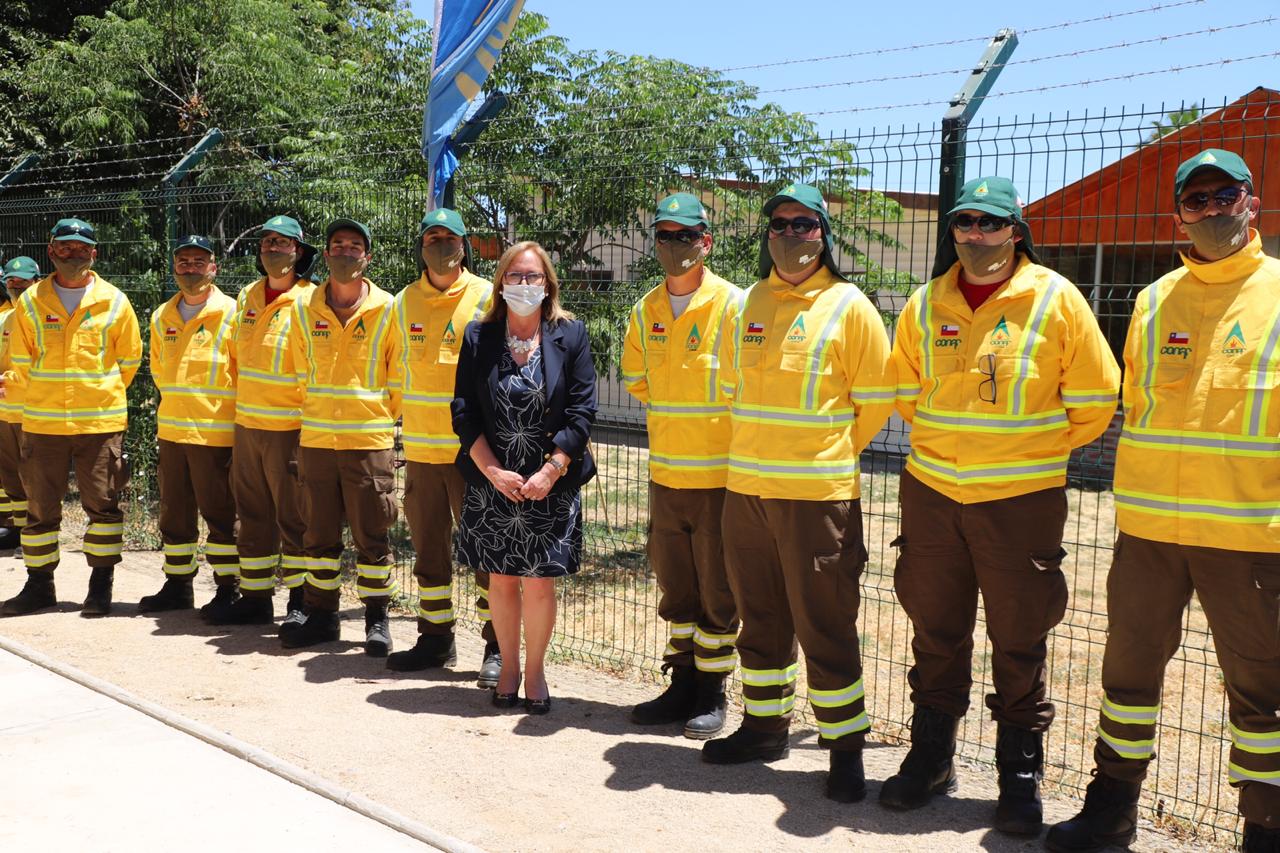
[623,193,742,739]
[884,177,1120,834]
[385,209,501,683]
[1,218,142,617]
[0,256,40,552]
[282,218,401,655]
[208,215,317,626]
[138,235,239,613]
[701,183,894,805]
[1048,150,1280,853]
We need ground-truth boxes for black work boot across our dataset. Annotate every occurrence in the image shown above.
[278,587,307,637]
[826,749,867,803]
[364,602,392,658]
[1,570,56,616]
[1045,771,1141,852]
[80,567,113,617]
[138,575,195,613]
[209,594,274,626]
[1244,822,1280,853]
[477,641,502,689]
[994,724,1044,835]
[879,706,959,810]
[631,664,697,727]
[386,632,457,672]
[702,725,790,765]
[199,583,240,621]
[684,670,728,739]
[280,609,340,649]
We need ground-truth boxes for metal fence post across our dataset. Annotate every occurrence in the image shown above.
[161,128,224,261]
[937,29,1019,240]
[0,154,41,197]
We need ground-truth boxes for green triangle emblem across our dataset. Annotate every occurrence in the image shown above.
[1223,321,1246,351]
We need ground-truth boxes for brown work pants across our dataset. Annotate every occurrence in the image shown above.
[649,482,738,673]
[0,421,27,528]
[403,461,493,641]
[231,426,307,597]
[157,439,238,585]
[20,431,126,573]
[722,491,869,751]
[298,447,397,612]
[1093,533,1280,828]
[893,470,1069,732]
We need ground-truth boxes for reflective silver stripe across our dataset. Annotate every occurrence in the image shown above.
[914,407,1068,431]
[731,405,854,426]
[1114,490,1280,520]
[909,450,1067,482]
[1120,427,1280,454]
[1096,726,1155,759]
[729,457,859,476]
[648,403,730,415]
[1062,391,1119,405]
[1100,697,1159,725]
[649,454,729,468]
[1231,723,1280,754]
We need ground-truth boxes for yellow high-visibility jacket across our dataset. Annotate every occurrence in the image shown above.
[233,278,315,431]
[289,280,400,451]
[621,271,743,489]
[0,302,23,424]
[149,288,238,447]
[719,267,894,501]
[388,270,491,463]
[892,258,1120,503]
[1115,232,1280,553]
[9,274,142,435]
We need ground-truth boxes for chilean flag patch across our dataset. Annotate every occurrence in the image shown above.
[747,322,765,334]
[45,314,60,323]
[314,320,330,331]
[651,322,666,334]
[244,309,257,320]
[409,322,424,334]
[1167,331,1190,345]
[165,327,179,336]
[940,324,960,337]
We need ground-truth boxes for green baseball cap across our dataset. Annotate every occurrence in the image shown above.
[325,218,372,251]
[652,193,709,228]
[254,214,318,279]
[3,256,40,282]
[50,218,97,245]
[946,176,1024,219]
[172,234,215,257]
[931,175,1042,279]
[419,208,467,238]
[1173,148,1253,199]
[757,182,843,280]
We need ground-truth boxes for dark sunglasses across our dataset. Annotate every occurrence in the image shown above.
[768,216,822,236]
[1178,186,1250,213]
[953,214,1013,234]
[655,229,706,245]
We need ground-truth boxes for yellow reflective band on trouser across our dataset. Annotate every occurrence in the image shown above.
[23,548,59,569]
[669,622,695,638]
[307,574,342,592]
[1101,697,1159,726]
[1096,725,1155,760]
[693,627,736,649]
[809,680,866,709]
[1231,724,1280,755]
[741,663,799,687]
[694,654,737,673]
[83,541,123,557]
[476,605,491,623]
[205,542,238,556]
[744,694,797,718]
[22,530,59,547]
[164,543,197,557]
[87,522,124,537]
[356,563,398,599]
[1113,488,1280,525]
[817,712,871,740]
[418,584,452,601]
[908,449,1069,485]
[10,500,27,526]
[239,576,278,592]
[418,606,456,624]
[1229,763,1280,785]
[163,542,198,575]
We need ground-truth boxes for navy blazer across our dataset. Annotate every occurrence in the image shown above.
[452,317,598,492]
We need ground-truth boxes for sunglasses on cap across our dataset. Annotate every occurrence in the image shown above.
[1178,186,1250,213]
[952,214,1014,234]
[655,229,706,245]
[767,216,822,236]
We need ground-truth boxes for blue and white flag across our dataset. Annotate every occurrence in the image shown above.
[422,0,525,209]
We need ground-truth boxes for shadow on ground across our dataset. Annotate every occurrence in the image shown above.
[366,684,638,737]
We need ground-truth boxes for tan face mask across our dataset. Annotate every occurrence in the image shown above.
[655,240,705,277]
[954,239,1016,279]
[175,272,215,297]
[327,255,367,285]
[1182,210,1250,261]
[422,242,464,276]
[52,257,92,281]
[768,236,824,277]
[260,250,297,278]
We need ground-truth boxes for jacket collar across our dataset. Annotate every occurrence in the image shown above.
[765,265,839,303]
[1179,229,1267,284]
[35,272,114,320]
[161,287,234,326]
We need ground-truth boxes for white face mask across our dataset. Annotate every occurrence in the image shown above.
[503,283,545,317]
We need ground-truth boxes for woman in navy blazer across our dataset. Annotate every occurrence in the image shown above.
[452,241,597,714]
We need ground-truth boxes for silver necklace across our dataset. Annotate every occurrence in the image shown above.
[505,326,538,354]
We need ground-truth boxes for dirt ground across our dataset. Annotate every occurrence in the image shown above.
[0,552,1226,853]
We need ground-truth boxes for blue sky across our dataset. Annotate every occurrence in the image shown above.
[409,0,1278,133]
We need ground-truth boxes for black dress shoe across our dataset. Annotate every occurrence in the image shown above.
[524,695,552,715]
[492,689,520,708]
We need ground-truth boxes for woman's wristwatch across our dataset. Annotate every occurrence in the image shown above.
[546,456,567,477]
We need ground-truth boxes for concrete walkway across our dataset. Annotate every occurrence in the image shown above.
[0,648,447,853]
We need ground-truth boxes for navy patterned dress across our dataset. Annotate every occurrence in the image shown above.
[455,347,583,577]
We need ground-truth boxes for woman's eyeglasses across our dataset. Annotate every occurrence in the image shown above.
[767,216,822,236]
[953,214,1013,234]
[502,272,546,286]
[655,229,705,245]
[1178,186,1249,213]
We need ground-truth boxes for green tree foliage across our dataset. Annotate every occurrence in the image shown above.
[1141,105,1200,146]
